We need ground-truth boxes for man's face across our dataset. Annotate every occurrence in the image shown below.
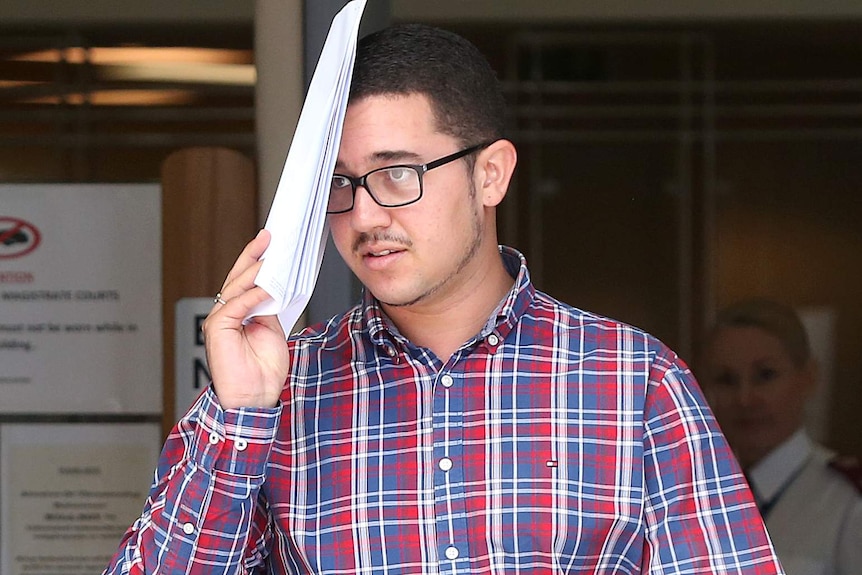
[328,93,490,311]
[701,326,815,468]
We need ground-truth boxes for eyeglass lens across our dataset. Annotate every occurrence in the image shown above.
[328,166,421,213]
[327,142,490,214]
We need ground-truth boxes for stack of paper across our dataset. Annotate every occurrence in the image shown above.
[249,0,367,333]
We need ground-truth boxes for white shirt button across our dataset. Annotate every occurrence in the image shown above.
[182,522,195,535]
[440,374,454,388]
[438,457,453,471]
[234,438,248,451]
[386,346,396,357]
[487,334,499,346]
[208,432,220,445]
[444,545,459,560]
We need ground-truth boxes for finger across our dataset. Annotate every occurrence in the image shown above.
[219,229,271,291]
[217,284,273,321]
[203,284,275,334]
[211,233,270,311]
[208,266,269,318]
[214,254,266,306]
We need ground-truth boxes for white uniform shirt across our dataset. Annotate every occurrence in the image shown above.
[747,430,862,575]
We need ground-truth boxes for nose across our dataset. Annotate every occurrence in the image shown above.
[734,379,758,408]
[349,184,391,232]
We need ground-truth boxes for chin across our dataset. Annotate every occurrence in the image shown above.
[374,284,434,308]
[376,292,420,308]
[367,285,411,307]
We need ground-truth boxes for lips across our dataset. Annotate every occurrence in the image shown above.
[358,245,407,272]
[359,243,406,258]
[364,248,403,262]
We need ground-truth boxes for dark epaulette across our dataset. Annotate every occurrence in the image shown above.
[829,455,862,495]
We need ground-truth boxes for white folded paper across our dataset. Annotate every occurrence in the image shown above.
[249,0,367,333]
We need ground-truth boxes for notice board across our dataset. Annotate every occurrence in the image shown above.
[0,184,162,414]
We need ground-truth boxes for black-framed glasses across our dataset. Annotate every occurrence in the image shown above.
[326,142,491,214]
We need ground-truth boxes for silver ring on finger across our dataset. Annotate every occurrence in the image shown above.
[214,292,228,306]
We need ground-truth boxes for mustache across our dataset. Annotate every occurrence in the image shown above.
[352,231,413,253]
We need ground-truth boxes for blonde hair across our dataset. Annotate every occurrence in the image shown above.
[710,299,811,368]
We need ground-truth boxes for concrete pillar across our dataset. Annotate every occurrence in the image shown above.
[254,0,304,225]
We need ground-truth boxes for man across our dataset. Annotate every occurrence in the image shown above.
[105,24,783,574]
[699,299,861,575]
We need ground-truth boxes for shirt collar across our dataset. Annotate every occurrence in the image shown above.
[361,245,535,353]
[748,428,811,504]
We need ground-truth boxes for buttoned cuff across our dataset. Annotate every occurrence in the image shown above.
[189,386,282,477]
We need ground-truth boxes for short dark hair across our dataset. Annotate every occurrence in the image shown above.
[350,23,506,147]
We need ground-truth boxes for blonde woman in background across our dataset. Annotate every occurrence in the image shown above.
[700,299,862,575]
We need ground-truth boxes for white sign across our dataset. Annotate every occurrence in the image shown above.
[0,184,162,414]
[0,423,160,575]
[174,297,214,422]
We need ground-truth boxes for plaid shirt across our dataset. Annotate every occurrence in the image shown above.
[105,247,783,574]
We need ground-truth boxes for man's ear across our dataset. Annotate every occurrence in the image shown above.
[475,139,517,207]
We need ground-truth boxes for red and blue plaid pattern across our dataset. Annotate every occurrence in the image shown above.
[105,247,783,574]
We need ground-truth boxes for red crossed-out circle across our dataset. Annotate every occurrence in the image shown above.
[0,217,42,259]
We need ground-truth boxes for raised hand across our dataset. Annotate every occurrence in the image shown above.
[202,229,290,409]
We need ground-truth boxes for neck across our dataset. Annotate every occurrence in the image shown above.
[382,248,514,362]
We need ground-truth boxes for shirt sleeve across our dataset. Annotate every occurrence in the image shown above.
[102,386,281,575]
[641,350,785,574]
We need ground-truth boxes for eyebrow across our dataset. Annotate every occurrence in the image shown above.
[335,149,424,173]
